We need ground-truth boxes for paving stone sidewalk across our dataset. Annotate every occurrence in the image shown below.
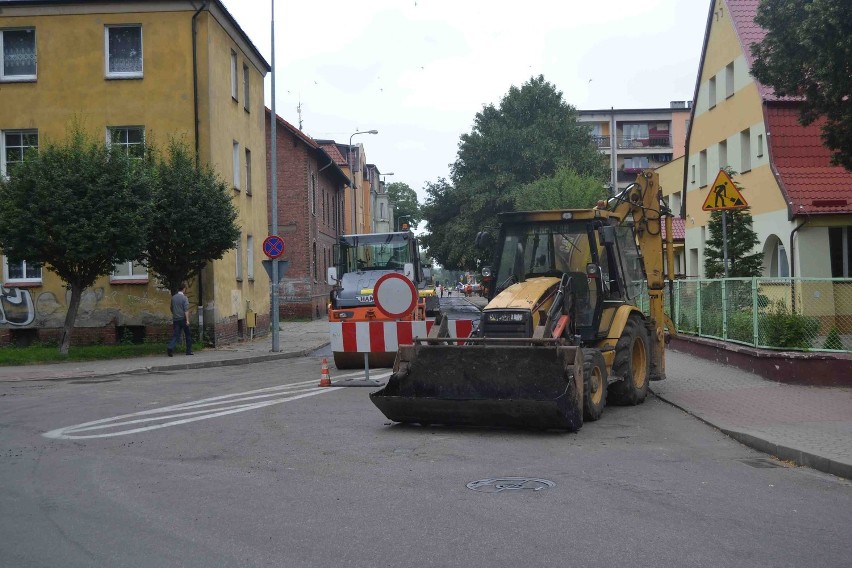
[0,319,331,383]
[655,350,852,480]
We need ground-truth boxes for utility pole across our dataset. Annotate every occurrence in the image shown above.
[269,0,280,351]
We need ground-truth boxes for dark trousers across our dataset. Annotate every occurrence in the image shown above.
[168,319,192,353]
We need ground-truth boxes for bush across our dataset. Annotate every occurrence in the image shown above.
[823,327,843,350]
[727,310,754,343]
[758,301,819,349]
[678,311,698,334]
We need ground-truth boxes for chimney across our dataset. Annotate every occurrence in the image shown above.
[670,101,686,109]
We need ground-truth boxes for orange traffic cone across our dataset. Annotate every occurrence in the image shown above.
[319,357,332,387]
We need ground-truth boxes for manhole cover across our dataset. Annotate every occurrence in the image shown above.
[466,477,556,493]
[739,458,786,469]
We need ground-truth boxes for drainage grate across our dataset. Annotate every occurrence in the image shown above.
[739,458,787,469]
[466,477,555,493]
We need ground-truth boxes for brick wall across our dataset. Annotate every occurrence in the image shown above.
[267,114,343,322]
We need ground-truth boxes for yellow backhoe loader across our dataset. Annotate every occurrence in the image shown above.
[370,171,676,431]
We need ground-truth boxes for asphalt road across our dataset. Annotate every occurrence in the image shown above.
[1,355,851,568]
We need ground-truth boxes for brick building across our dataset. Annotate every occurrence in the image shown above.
[266,112,349,319]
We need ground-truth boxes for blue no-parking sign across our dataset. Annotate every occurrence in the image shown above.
[262,235,285,259]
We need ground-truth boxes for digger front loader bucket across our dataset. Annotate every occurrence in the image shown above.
[369,341,583,431]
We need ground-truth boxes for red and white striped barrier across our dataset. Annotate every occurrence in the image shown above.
[329,319,474,354]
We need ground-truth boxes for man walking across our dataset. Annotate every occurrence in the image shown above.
[167,283,193,356]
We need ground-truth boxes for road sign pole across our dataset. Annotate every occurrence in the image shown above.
[269,0,280,352]
[722,210,729,277]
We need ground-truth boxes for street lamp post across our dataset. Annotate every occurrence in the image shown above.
[348,129,378,234]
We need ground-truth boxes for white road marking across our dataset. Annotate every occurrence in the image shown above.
[43,379,344,440]
[332,370,393,380]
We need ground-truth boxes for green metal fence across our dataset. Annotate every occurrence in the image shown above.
[636,278,852,353]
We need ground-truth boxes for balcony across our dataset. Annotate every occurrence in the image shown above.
[591,135,611,149]
[616,135,673,149]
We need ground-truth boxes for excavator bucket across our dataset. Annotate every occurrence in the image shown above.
[370,341,584,431]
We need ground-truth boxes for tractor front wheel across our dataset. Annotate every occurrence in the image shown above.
[609,314,650,406]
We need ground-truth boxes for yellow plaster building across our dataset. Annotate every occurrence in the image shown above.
[685,0,852,281]
[0,0,270,345]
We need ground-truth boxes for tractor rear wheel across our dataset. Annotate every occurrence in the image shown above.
[608,314,650,406]
[583,349,607,421]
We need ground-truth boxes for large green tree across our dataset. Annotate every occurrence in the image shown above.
[0,126,153,354]
[750,0,852,169]
[420,178,475,270]
[386,181,421,230]
[141,141,240,295]
[423,75,608,269]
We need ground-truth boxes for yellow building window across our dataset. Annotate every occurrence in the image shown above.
[105,25,143,79]
[1,28,37,81]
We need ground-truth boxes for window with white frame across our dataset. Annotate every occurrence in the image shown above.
[232,141,240,189]
[111,260,147,281]
[719,140,728,170]
[708,76,717,108]
[105,25,142,78]
[741,129,751,172]
[246,235,254,279]
[3,256,41,284]
[699,150,708,186]
[725,62,734,98]
[1,28,37,81]
[235,236,243,280]
[623,156,649,171]
[242,63,250,111]
[1,129,38,177]
[757,134,764,157]
[108,126,144,158]
[230,50,238,100]
[244,148,252,194]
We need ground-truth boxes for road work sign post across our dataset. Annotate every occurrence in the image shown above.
[702,170,749,277]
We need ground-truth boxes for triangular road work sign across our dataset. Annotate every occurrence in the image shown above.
[702,169,748,211]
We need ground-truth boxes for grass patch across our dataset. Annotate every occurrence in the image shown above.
[0,341,204,366]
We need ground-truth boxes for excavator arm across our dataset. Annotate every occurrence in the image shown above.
[603,171,676,380]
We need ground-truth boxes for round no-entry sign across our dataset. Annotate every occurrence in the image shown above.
[262,235,285,259]
[373,273,418,319]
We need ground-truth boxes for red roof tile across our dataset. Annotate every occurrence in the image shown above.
[318,143,348,167]
[662,217,685,241]
[766,105,852,215]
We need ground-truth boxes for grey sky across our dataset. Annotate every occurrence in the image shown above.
[222,0,707,202]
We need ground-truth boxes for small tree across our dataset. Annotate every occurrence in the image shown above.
[141,140,240,295]
[0,125,153,354]
[703,208,762,278]
[703,169,762,278]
